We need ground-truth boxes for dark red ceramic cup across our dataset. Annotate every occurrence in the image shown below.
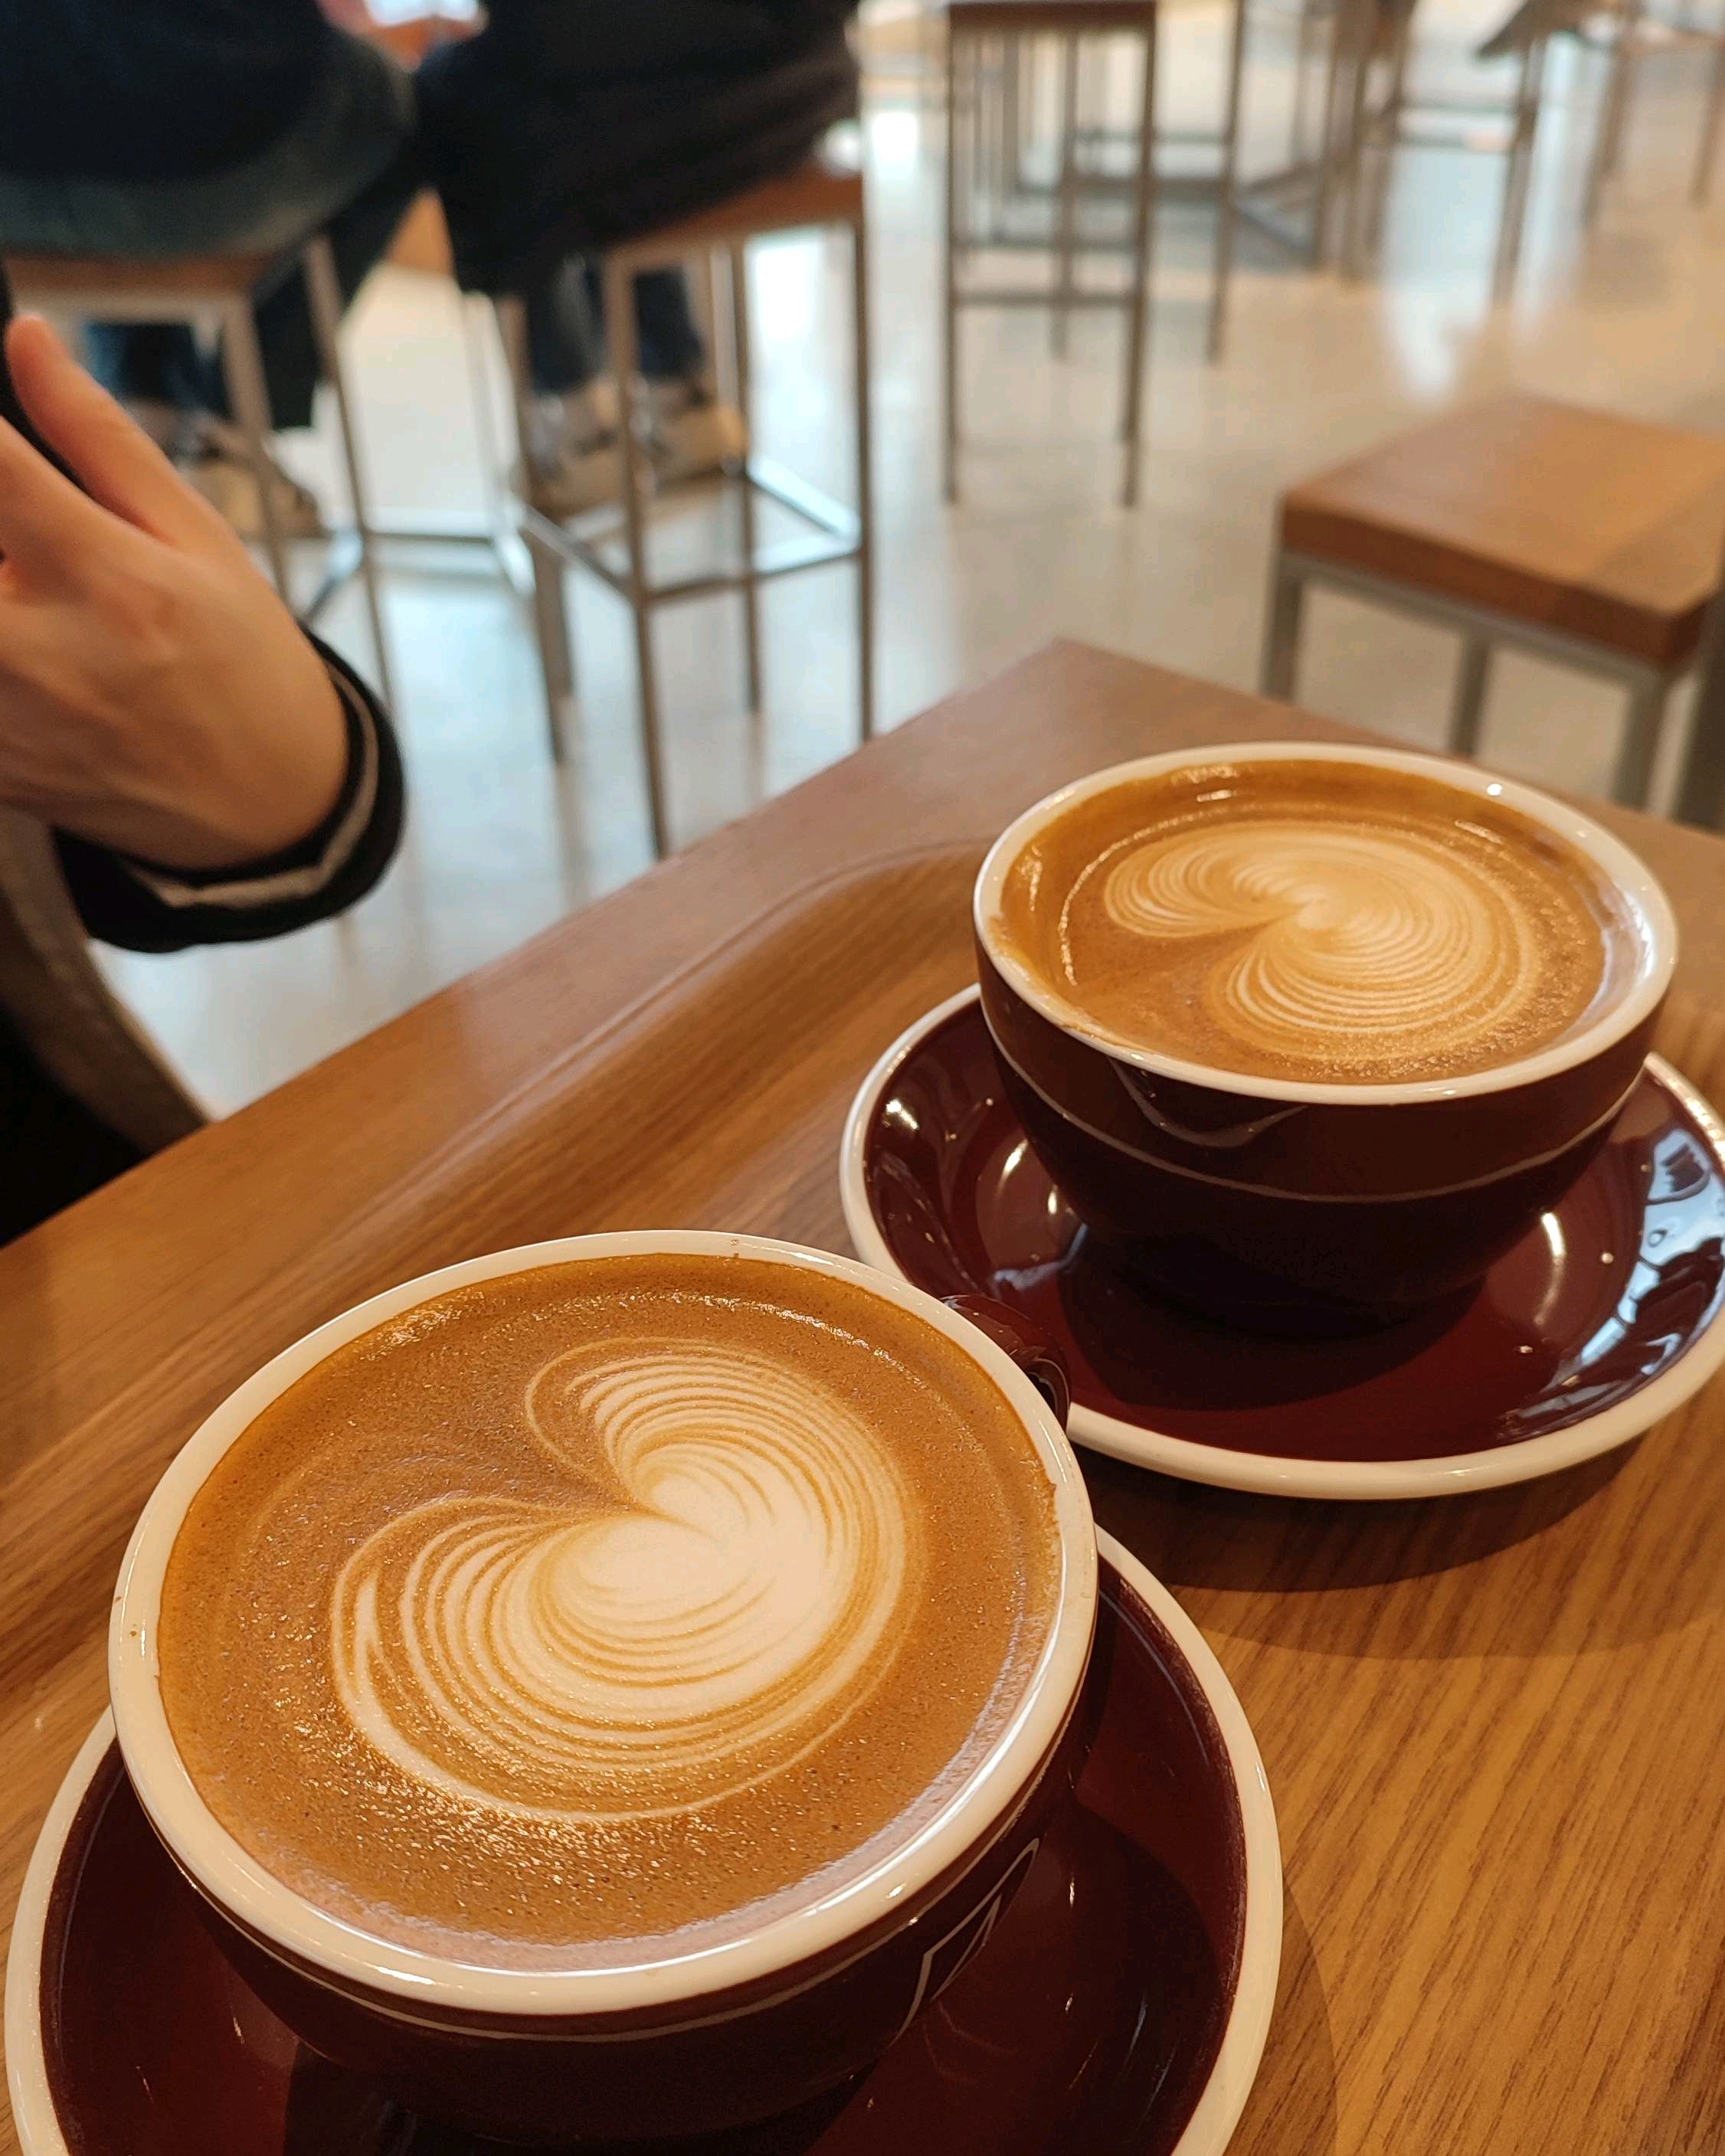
[974,744,1678,1335]
[109,1232,1096,2145]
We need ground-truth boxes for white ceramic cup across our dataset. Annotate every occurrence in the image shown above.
[109,1230,1098,2142]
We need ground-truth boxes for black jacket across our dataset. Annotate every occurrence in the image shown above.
[0,643,403,1245]
[0,0,336,183]
[417,0,859,295]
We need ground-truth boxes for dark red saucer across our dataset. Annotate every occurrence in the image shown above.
[5,1542,1279,2156]
[841,990,1725,1500]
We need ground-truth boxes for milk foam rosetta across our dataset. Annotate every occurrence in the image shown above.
[157,1258,1059,1968]
[993,760,1636,1085]
[329,1335,914,1823]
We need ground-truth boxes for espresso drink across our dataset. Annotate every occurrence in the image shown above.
[990,758,1640,1085]
[159,1255,1060,1971]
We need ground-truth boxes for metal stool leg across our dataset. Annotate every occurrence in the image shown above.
[1361,6,1414,265]
[460,292,509,541]
[303,236,394,712]
[496,294,575,757]
[1614,673,1670,809]
[1312,0,1364,264]
[1291,0,1321,164]
[1694,31,1725,204]
[527,532,574,725]
[1585,0,1641,225]
[1448,636,1492,756]
[944,31,963,504]
[219,299,290,601]
[1001,34,1023,195]
[1260,550,1307,698]
[1674,584,1725,828]
[728,244,764,718]
[1492,38,1545,303]
[1052,32,1081,358]
[1207,0,1247,365]
[972,31,994,219]
[605,253,671,859]
[853,210,876,743]
[1120,25,1157,506]
[1337,0,1379,280]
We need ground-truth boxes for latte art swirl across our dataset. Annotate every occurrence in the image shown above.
[331,1338,917,1822]
[158,1255,1059,1961]
[1099,822,1543,1070]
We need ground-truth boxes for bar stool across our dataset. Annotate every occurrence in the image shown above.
[1262,394,1725,806]
[1576,0,1725,217]
[944,0,1157,507]
[1337,0,1557,302]
[1209,0,1378,355]
[495,157,872,862]
[4,238,393,706]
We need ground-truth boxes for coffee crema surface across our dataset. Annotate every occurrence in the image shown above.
[157,1256,1060,1970]
[990,758,1641,1085]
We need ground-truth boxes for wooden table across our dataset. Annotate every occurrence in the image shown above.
[6,640,1725,2155]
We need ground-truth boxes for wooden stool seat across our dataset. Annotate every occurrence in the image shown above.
[1263,394,1725,810]
[1281,394,1725,670]
[4,250,277,301]
[608,158,863,267]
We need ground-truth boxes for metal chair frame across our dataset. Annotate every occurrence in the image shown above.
[1580,0,1725,216]
[1337,11,1553,302]
[1261,543,1700,807]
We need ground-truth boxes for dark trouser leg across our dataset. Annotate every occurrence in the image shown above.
[525,261,709,394]
[82,322,208,413]
[629,268,706,381]
[230,139,424,430]
[524,257,607,394]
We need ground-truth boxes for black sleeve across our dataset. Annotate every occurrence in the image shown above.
[54,635,405,954]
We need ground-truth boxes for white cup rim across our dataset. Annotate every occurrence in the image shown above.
[109,1232,1097,2021]
[973,741,1678,1106]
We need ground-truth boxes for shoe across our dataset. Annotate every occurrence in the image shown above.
[182,420,326,542]
[518,430,629,520]
[517,384,633,520]
[647,381,748,486]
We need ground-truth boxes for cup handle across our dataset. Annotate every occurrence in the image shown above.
[944,1295,1072,1429]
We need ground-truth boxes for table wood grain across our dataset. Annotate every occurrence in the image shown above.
[6,641,1725,2155]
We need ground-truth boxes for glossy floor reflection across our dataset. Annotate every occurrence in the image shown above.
[97,0,1725,1113]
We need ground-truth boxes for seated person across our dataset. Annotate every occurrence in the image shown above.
[419,0,857,515]
[0,297,403,1242]
[0,0,421,535]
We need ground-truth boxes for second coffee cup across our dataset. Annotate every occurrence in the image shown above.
[974,742,1678,1334]
[110,1231,1096,2143]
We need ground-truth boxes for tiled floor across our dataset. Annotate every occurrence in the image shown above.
[98,2,1725,1112]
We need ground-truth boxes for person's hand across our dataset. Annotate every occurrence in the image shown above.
[0,315,350,871]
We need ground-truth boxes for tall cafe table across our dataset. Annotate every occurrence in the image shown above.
[6,640,1725,2154]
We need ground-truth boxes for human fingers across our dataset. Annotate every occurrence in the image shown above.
[0,397,123,588]
[4,316,239,555]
